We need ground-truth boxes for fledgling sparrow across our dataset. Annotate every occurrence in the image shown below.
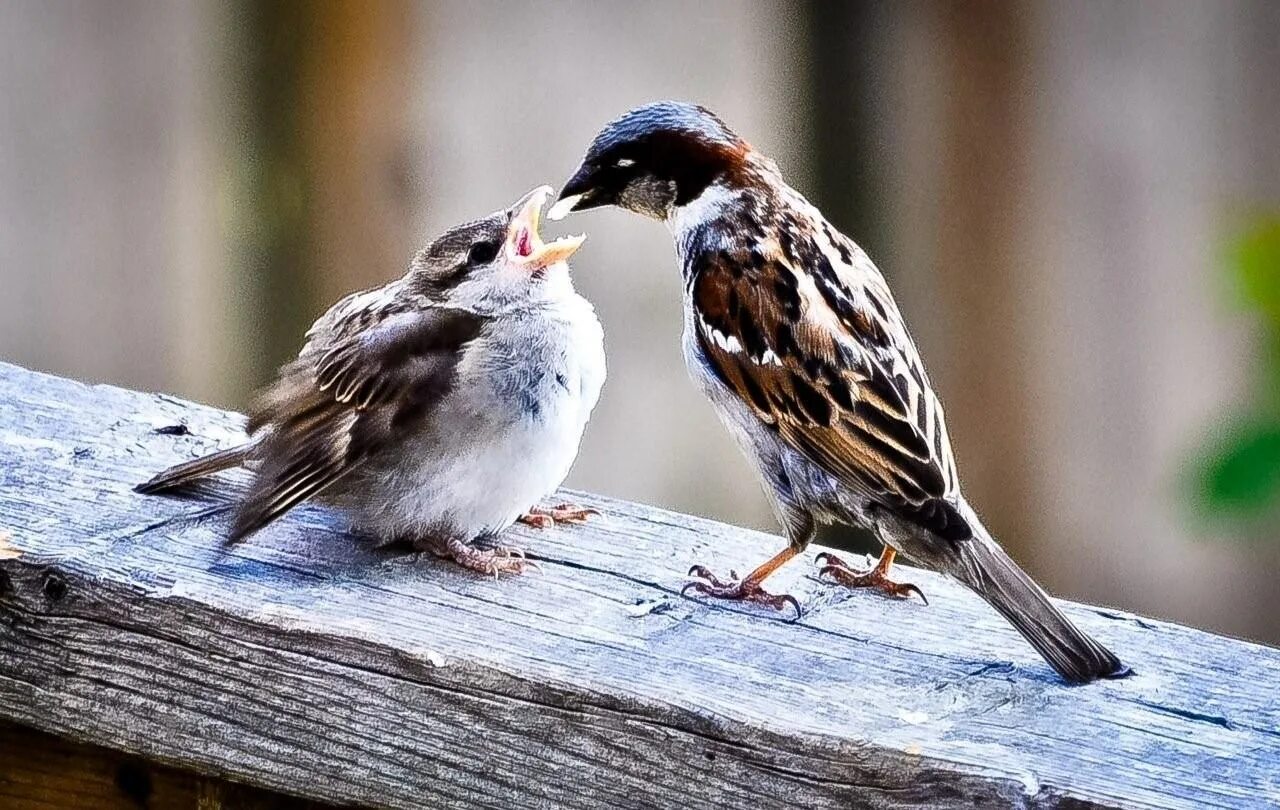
[138,186,605,575]
[550,102,1125,683]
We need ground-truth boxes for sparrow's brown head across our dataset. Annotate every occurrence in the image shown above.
[550,101,750,222]
[413,186,585,310]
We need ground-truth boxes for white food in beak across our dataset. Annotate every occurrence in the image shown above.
[547,193,585,222]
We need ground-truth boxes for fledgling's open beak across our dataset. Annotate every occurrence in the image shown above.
[508,185,586,269]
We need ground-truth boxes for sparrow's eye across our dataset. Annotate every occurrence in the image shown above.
[467,240,500,265]
[615,157,636,169]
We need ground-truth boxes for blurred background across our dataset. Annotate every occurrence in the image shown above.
[1,0,1278,643]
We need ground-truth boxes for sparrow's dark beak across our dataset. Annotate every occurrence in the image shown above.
[507,185,585,269]
[547,165,603,221]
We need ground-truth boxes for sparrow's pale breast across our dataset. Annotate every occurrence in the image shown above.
[347,296,604,542]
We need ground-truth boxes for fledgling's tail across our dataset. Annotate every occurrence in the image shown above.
[951,523,1129,684]
[135,444,251,495]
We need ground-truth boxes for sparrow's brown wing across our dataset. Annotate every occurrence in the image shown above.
[230,305,487,541]
[690,229,970,541]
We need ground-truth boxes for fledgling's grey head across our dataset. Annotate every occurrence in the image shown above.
[411,186,585,312]
[549,101,749,222]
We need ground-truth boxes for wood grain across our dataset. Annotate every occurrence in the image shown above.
[0,361,1277,809]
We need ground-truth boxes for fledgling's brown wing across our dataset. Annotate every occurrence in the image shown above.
[689,215,970,541]
[230,302,487,541]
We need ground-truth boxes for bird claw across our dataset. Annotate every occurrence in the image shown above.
[552,503,599,522]
[486,545,541,576]
[815,551,927,604]
[474,547,532,577]
[685,563,726,587]
[418,536,536,577]
[518,513,555,529]
[519,503,599,529]
[682,565,802,620]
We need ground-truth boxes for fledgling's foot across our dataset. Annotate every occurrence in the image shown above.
[518,503,598,529]
[416,535,536,577]
[815,550,927,604]
[682,565,801,619]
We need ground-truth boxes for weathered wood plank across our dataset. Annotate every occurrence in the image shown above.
[0,360,1276,809]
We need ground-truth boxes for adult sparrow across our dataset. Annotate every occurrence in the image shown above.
[549,102,1124,682]
[138,186,605,575]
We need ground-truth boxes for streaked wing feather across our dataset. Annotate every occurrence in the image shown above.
[230,305,486,541]
[690,222,970,541]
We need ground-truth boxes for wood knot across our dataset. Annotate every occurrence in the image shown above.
[42,571,68,601]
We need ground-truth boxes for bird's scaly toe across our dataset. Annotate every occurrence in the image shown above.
[682,566,801,618]
[519,503,598,529]
[815,551,927,604]
[518,512,556,529]
[547,503,598,523]
[419,536,535,577]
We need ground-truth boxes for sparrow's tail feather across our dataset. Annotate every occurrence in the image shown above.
[135,444,252,495]
[951,524,1128,684]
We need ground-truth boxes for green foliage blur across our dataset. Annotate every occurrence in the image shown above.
[1192,219,1280,530]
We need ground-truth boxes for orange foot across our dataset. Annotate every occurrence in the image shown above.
[518,503,598,529]
[816,547,927,604]
[681,547,803,619]
[416,535,536,577]
[682,565,801,618]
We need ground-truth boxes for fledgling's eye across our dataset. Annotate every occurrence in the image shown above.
[467,240,500,265]
[615,158,636,169]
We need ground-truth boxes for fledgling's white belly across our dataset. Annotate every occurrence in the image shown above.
[343,297,604,543]
[351,402,582,541]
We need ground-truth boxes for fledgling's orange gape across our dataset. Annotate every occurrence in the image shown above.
[138,187,605,576]
[550,101,1126,684]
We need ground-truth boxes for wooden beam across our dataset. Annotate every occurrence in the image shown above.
[0,362,1276,808]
